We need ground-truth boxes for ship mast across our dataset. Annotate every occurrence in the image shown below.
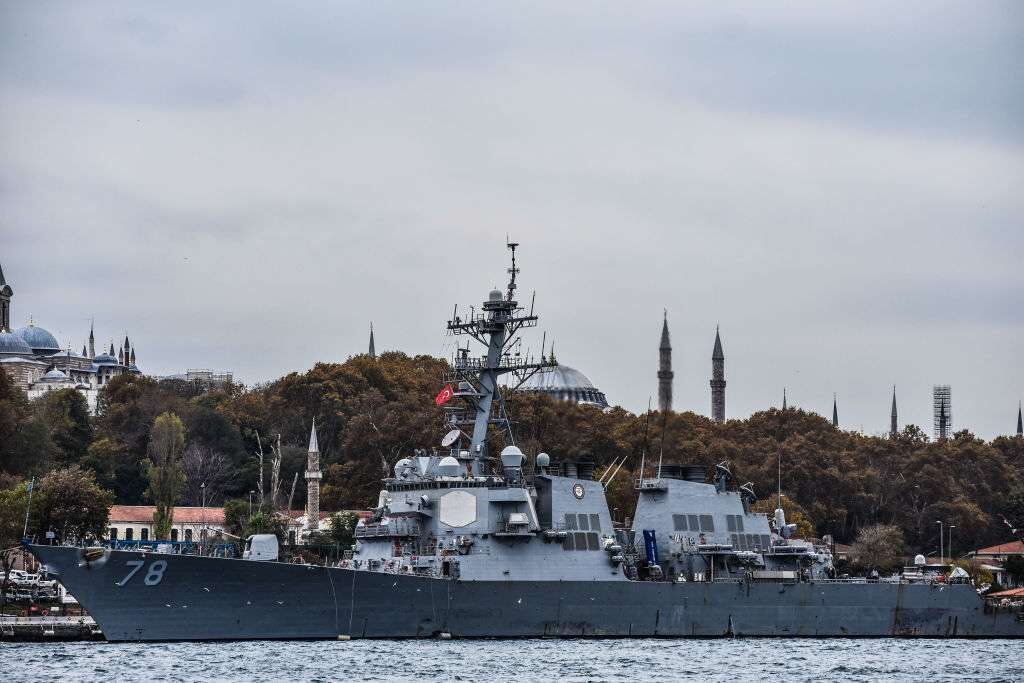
[444,242,555,476]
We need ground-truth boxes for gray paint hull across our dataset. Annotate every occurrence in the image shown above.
[30,546,1024,641]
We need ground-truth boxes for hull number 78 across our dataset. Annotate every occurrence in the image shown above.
[115,560,167,586]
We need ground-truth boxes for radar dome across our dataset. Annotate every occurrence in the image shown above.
[914,554,926,566]
[500,445,524,468]
[488,288,503,302]
[437,456,460,477]
[536,452,550,467]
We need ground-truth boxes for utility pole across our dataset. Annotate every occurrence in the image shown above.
[936,520,943,566]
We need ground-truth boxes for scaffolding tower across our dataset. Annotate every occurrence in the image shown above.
[933,385,952,440]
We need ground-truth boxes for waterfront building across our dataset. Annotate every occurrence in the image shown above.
[710,326,725,422]
[657,311,673,412]
[160,369,235,388]
[107,505,228,544]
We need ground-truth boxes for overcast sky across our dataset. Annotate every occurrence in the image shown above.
[2,2,1021,438]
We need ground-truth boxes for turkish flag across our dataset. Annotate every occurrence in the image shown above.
[435,384,455,406]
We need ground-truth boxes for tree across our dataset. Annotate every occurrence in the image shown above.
[31,466,114,544]
[849,524,905,573]
[0,482,30,606]
[39,388,93,466]
[325,511,359,549]
[145,413,186,540]
[181,443,231,507]
[1004,555,1024,586]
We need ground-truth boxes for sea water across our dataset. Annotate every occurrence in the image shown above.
[3,638,1020,682]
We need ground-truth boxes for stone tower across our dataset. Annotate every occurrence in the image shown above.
[0,261,12,331]
[305,419,322,531]
[890,387,899,438]
[710,326,725,422]
[657,311,673,413]
[832,394,839,428]
[368,322,376,359]
[88,320,95,358]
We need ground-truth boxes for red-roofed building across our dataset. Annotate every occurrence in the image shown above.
[107,505,227,544]
[969,540,1024,588]
[106,505,372,546]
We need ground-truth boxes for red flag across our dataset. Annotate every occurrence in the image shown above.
[434,384,454,406]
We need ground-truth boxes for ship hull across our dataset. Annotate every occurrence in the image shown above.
[29,546,1024,641]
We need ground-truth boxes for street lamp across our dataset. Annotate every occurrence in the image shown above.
[936,520,943,566]
[948,524,956,562]
[201,482,206,555]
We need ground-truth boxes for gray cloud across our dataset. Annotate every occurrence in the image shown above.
[1,2,1021,438]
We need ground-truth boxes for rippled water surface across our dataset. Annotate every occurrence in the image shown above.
[4,639,1021,682]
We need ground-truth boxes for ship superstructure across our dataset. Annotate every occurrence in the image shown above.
[24,244,1024,640]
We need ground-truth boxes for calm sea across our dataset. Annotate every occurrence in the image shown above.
[3,639,1020,682]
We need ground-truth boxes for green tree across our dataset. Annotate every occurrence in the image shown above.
[31,466,114,543]
[325,511,359,549]
[145,412,186,540]
[39,388,93,466]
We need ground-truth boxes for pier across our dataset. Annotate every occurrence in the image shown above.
[0,616,103,642]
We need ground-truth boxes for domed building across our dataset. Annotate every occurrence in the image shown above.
[14,319,61,356]
[519,362,610,409]
[0,261,142,413]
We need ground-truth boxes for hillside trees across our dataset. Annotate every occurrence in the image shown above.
[145,412,186,540]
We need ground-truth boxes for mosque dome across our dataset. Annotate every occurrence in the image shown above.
[92,353,119,366]
[14,322,61,355]
[520,363,609,409]
[0,329,33,357]
[40,369,68,382]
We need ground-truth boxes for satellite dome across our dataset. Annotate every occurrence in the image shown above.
[536,452,550,468]
[0,329,33,357]
[500,445,524,468]
[394,458,413,478]
[520,364,609,409]
[14,322,60,355]
[914,554,926,567]
[488,288,503,302]
[437,456,460,477]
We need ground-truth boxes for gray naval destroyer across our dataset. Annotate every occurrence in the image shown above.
[27,244,1024,640]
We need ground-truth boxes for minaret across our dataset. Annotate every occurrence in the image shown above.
[130,347,136,366]
[123,336,130,366]
[657,311,673,413]
[890,387,899,438]
[82,344,87,357]
[118,347,124,364]
[108,342,115,356]
[305,419,322,531]
[832,394,839,428]
[368,322,376,359]
[88,320,95,358]
[1017,401,1022,437]
[0,260,11,332]
[938,401,948,440]
[782,387,787,410]
[710,326,725,422]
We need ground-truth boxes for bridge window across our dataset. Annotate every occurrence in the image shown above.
[574,532,587,550]
[699,515,714,532]
[564,533,575,550]
[687,514,699,531]
[726,516,736,532]
[673,514,687,531]
[564,513,577,530]
[761,534,771,549]
[578,514,590,531]
[730,533,738,549]
[586,532,599,551]
[589,514,601,531]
